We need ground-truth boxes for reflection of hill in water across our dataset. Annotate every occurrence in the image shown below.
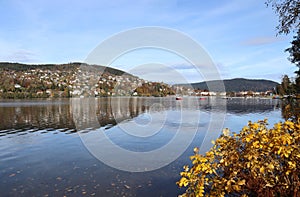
[172,97,281,114]
[0,97,281,136]
[223,98,281,114]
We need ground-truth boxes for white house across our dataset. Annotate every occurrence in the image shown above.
[14,84,21,89]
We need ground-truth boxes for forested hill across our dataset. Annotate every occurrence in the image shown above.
[0,62,175,98]
[187,78,279,92]
[0,62,131,77]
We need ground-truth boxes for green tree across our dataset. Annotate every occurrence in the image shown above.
[266,0,300,35]
[277,75,296,95]
[286,29,300,68]
[285,29,300,91]
[295,75,300,93]
[267,0,300,95]
[282,75,292,94]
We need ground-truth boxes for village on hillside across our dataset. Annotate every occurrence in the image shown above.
[0,63,277,99]
[0,64,175,98]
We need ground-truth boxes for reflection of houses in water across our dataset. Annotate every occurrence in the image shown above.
[0,100,75,131]
[96,97,149,127]
[71,97,149,130]
[0,97,283,137]
[72,97,282,130]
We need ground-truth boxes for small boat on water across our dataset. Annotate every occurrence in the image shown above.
[176,97,183,100]
[272,95,281,99]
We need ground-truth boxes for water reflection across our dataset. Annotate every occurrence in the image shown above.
[0,97,282,137]
[72,97,205,172]
[225,98,281,114]
[97,97,150,128]
[0,97,284,196]
[0,99,74,132]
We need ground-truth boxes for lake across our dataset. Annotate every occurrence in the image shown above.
[0,97,283,196]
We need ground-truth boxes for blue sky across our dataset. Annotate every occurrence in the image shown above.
[0,0,297,83]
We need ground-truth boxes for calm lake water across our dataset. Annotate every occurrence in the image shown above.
[0,97,283,196]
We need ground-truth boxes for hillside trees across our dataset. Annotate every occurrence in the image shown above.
[277,75,296,95]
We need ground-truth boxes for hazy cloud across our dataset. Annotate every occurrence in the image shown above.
[241,36,285,46]
[127,63,207,84]
[3,49,38,63]
[126,62,226,84]
[170,64,195,70]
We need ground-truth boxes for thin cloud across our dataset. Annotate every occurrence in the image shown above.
[170,64,195,70]
[127,62,225,84]
[129,64,171,75]
[231,57,295,82]
[241,36,285,46]
[3,49,38,63]
[206,0,249,18]
[129,64,188,84]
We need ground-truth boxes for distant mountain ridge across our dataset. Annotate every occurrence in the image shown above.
[180,78,279,92]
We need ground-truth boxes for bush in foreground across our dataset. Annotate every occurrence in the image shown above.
[177,120,300,197]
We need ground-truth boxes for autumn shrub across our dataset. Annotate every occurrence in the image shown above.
[177,119,300,197]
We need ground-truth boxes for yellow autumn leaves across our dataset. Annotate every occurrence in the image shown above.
[177,119,300,196]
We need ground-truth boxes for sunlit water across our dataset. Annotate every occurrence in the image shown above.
[0,97,282,196]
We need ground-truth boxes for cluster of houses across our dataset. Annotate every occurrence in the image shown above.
[174,86,274,97]
[71,68,149,97]
[0,65,274,98]
[0,66,172,98]
[0,68,75,97]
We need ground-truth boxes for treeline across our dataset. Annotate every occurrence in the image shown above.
[135,82,175,97]
[0,62,78,71]
[276,74,300,96]
[0,62,130,76]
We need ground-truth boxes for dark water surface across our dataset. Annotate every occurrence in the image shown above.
[0,97,282,196]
